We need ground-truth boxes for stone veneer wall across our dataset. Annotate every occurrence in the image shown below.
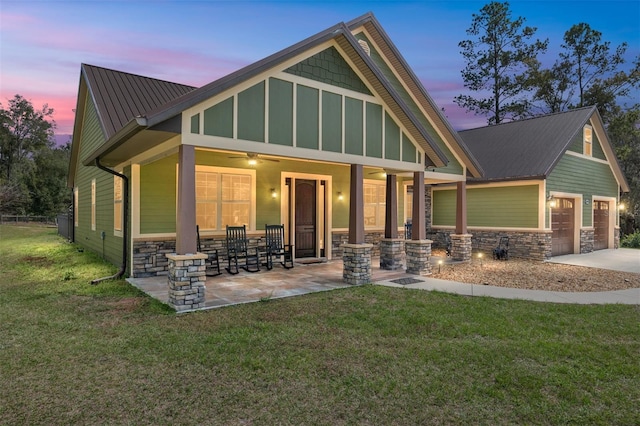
[428,229,553,261]
[133,235,265,278]
[614,228,620,249]
[580,228,595,253]
[332,230,384,259]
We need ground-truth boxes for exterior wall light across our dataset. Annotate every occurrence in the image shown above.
[337,192,343,201]
[271,188,277,199]
[619,203,625,211]
[547,195,557,208]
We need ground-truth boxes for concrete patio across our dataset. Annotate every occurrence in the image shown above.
[128,258,416,311]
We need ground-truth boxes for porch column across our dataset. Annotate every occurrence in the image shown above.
[405,171,432,275]
[176,144,197,255]
[343,164,372,284]
[381,174,403,270]
[412,171,425,240]
[452,181,472,261]
[348,164,364,244]
[384,174,398,239]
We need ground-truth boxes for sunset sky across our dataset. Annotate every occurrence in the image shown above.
[1,0,638,142]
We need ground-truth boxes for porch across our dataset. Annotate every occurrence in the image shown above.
[128,256,448,312]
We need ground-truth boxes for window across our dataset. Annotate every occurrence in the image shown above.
[195,166,254,230]
[583,125,593,156]
[114,177,123,234]
[363,181,385,228]
[405,185,413,223]
[91,179,96,231]
[74,187,78,227]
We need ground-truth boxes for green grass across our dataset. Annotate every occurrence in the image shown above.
[1,225,639,425]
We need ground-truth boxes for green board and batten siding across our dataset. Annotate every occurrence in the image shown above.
[547,154,618,227]
[195,47,418,164]
[74,96,124,266]
[433,185,539,228]
[268,78,294,146]
[352,32,462,175]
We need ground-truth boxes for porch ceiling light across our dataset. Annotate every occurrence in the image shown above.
[247,158,258,166]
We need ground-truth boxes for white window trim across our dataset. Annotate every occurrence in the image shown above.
[91,179,96,231]
[74,187,79,227]
[363,178,386,229]
[191,165,256,233]
[583,124,593,157]
[113,176,123,237]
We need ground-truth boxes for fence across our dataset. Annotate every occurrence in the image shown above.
[0,215,57,225]
[57,213,73,241]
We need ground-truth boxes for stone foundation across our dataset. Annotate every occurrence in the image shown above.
[614,227,620,249]
[342,243,373,285]
[380,238,404,270]
[133,234,265,277]
[580,228,595,253]
[450,234,472,262]
[405,240,432,276]
[332,231,384,259]
[167,253,207,312]
[430,229,553,261]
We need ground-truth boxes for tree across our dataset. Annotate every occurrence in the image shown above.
[454,1,548,125]
[0,94,65,216]
[527,58,574,114]
[25,143,71,216]
[561,23,628,109]
[0,94,55,182]
[607,107,640,234]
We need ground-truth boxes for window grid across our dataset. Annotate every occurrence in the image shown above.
[363,182,386,228]
[196,171,251,230]
[114,177,123,232]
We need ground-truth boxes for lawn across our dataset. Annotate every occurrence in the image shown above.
[1,225,639,425]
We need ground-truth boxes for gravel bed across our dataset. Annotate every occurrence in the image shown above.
[431,251,640,292]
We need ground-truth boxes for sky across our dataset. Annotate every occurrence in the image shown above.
[1,0,638,144]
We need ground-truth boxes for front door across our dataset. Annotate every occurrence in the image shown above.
[552,198,575,256]
[295,179,316,258]
[593,201,609,250]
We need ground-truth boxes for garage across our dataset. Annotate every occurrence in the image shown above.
[552,198,575,256]
[593,200,610,250]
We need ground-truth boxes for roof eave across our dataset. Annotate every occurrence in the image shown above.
[347,13,483,177]
[82,117,147,167]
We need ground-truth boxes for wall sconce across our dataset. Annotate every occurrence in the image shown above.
[619,203,625,211]
[337,192,344,201]
[270,188,277,199]
[547,195,557,208]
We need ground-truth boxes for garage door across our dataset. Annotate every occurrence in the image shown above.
[593,201,609,250]
[552,198,574,256]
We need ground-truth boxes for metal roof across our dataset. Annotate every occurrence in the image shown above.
[459,107,597,182]
[82,64,196,139]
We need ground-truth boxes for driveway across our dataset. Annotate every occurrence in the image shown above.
[547,249,640,274]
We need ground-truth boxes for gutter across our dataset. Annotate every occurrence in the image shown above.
[91,157,129,284]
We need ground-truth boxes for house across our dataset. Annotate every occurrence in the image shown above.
[429,107,629,260]
[67,12,483,292]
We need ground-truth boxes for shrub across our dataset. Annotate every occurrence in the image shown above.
[621,231,640,248]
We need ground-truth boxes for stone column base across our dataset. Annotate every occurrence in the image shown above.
[405,239,432,276]
[380,238,404,270]
[450,234,472,262]
[342,243,373,285]
[167,253,207,312]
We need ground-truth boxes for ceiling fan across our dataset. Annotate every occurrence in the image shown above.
[228,152,280,165]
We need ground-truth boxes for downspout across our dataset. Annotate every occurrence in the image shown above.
[91,157,129,284]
